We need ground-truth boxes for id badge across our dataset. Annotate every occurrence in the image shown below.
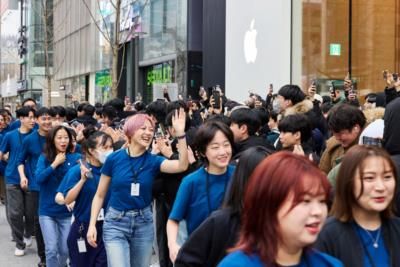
[97,208,104,221]
[77,238,87,253]
[131,183,140,196]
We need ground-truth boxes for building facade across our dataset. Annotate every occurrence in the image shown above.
[0,0,21,110]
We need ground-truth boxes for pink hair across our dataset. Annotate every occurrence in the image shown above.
[123,114,154,138]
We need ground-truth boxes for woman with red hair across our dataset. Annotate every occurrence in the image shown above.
[218,151,343,267]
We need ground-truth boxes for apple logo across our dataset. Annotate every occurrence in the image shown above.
[244,19,258,64]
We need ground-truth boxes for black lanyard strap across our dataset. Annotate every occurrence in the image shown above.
[127,148,147,183]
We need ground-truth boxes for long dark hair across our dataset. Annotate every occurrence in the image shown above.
[44,125,74,162]
[331,145,398,221]
[222,146,272,214]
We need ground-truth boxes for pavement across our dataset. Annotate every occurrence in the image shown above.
[0,203,39,267]
[0,203,160,267]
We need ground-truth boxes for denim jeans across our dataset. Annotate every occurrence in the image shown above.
[39,215,72,267]
[103,206,154,267]
[6,184,37,249]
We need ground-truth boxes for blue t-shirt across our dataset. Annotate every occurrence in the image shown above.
[353,223,390,267]
[0,133,6,176]
[17,130,46,191]
[0,129,33,185]
[218,250,344,267]
[35,152,81,217]
[169,165,235,235]
[58,164,109,223]
[101,149,165,211]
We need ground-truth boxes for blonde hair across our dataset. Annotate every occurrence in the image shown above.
[363,107,385,124]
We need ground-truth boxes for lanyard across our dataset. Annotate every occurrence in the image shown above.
[205,168,229,215]
[127,148,147,183]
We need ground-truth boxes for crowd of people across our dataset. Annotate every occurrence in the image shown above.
[0,70,399,267]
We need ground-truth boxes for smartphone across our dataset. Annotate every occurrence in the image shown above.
[79,160,93,179]
[393,73,398,81]
[212,90,221,109]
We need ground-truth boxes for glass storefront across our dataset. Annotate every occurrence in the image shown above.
[297,0,400,96]
[143,61,175,103]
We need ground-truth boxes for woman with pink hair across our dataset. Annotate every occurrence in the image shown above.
[87,109,189,267]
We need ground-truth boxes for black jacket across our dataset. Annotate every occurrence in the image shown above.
[233,135,275,160]
[383,97,400,155]
[315,217,400,267]
[175,209,240,267]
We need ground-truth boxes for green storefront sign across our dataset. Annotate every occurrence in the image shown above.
[95,69,112,103]
[146,63,173,86]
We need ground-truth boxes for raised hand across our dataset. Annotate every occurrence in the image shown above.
[172,108,186,136]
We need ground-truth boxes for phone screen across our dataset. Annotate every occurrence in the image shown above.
[212,90,221,109]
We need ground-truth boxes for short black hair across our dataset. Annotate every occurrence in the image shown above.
[253,107,269,127]
[104,98,124,112]
[95,107,103,116]
[278,114,312,143]
[49,106,66,117]
[102,105,117,121]
[278,84,305,105]
[134,101,146,112]
[76,103,87,112]
[321,102,334,114]
[328,104,366,133]
[83,104,95,116]
[230,108,261,136]
[35,107,51,117]
[206,114,231,126]
[22,98,37,106]
[65,107,77,122]
[16,106,35,118]
[269,111,279,122]
[167,100,189,114]
[194,121,234,161]
[146,99,167,124]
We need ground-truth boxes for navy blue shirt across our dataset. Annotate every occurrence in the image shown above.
[35,152,81,217]
[17,130,46,191]
[0,133,6,176]
[169,165,235,235]
[353,223,390,267]
[101,149,165,211]
[0,129,33,185]
[58,164,109,223]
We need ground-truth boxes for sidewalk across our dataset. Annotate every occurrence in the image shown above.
[0,203,39,267]
[0,203,160,267]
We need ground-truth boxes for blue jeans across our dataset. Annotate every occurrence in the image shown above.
[39,215,71,267]
[103,206,154,267]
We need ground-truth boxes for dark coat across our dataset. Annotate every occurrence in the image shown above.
[233,135,275,160]
[315,217,400,267]
[175,208,240,267]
